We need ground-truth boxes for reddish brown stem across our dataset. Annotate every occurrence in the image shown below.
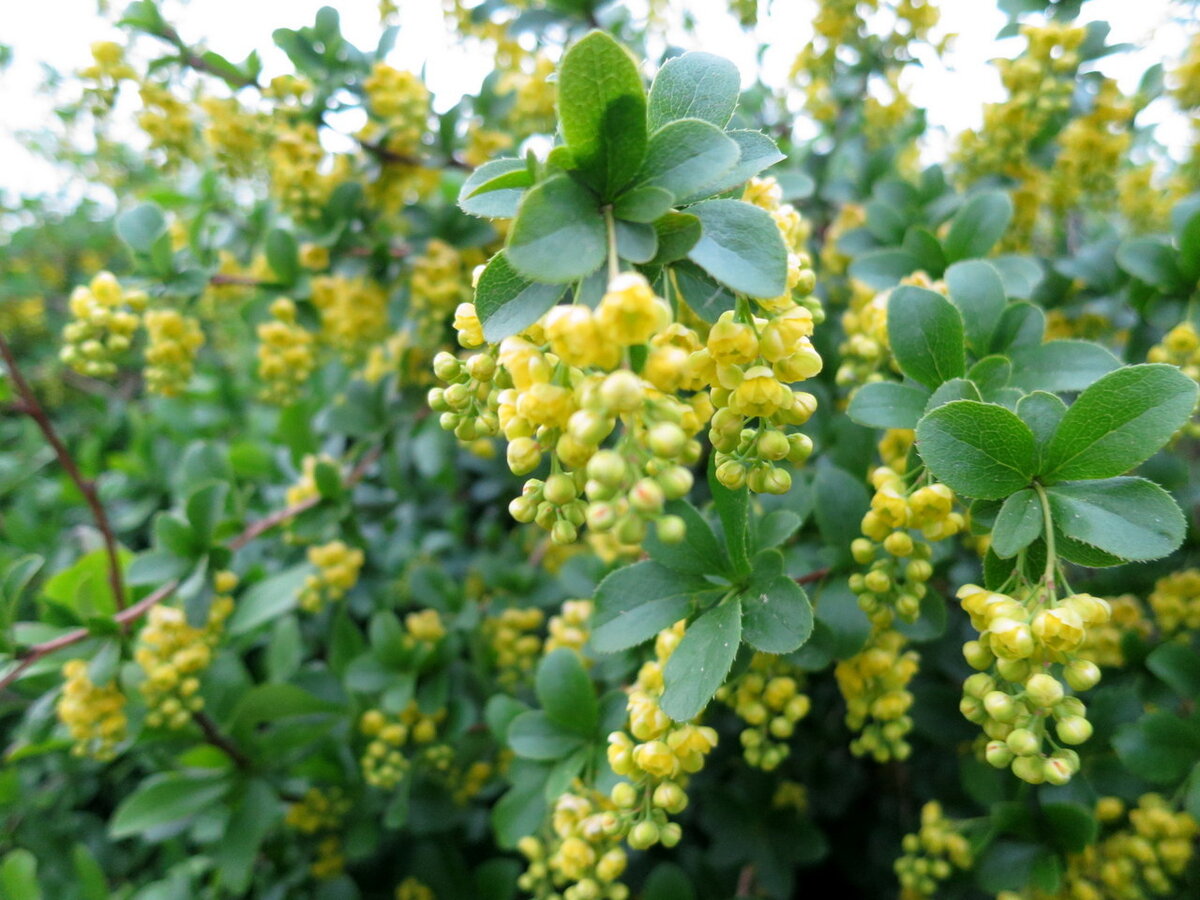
[0,334,128,611]
[194,710,253,769]
[209,273,266,287]
[0,446,379,693]
[736,864,756,898]
[795,567,830,586]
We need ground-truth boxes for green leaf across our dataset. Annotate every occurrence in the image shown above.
[813,464,871,567]
[1006,340,1120,393]
[647,50,740,132]
[1116,237,1185,290]
[613,185,674,223]
[943,191,1012,262]
[847,381,930,430]
[915,400,1037,499]
[110,773,229,839]
[660,598,742,721]
[686,199,787,298]
[1016,391,1067,462]
[265,229,299,285]
[0,849,40,900]
[557,31,647,198]
[458,158,529,218]
[679,130,785,202]
[507,175,606,283]
[227,564,311,635]
[755,509,805,550]
[709,460,751,576]
[848,248,919,289]
[644,500,728,575]
[215,780,280,893]
[591,560,710,652]
[535,648,599,737]
[185,482,228,546]
[671,261,735,321]
[1113,712,1200,784]
[229,684,339,741]
[1042,364,1198,481]
[638,118,738,201]
[945,260,1007,354]
[991,489,1042,558]
[507,711,584,760]
[1041,803,1098,855]
[475,251,566,343]
[991,255,1044,299]
[1046,477,1185,562]
[116,203,166,253]
[154,512,200,559]
[925,377,982,413]
[741,575,813,654]
[1147,643,1200,700]
[990,302,1046,352]
[70,844,108,900]
[650,212,702,264]
[886,285,967,389]
[902,227,947,276]
[615,220,657,263]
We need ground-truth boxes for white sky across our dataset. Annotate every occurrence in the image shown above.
[0,0,1194,205]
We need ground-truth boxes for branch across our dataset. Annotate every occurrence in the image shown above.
[358,138,471,171]
[209,273,266,287]
[795,567,830,586]
[736,864,756,898]
[0,445,380,693]
[0,333,128,611]
[194,711,253,769]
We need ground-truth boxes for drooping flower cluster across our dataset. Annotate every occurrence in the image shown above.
[311,275,389,362]
[957,584,1109,784]
[285,786,353,881]
[716,652,811,771]
[61,271,146,378]
[142,308,205,396]
[359,702,446,789]
[894,801,973,899]
[298,540,365,613]
[257,297,317,404]
[485,606,545,687]
[835,624,919,762]
[56,659,128,761]
[135,570,236,729]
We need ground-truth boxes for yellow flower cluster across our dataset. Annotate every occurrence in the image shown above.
[895,801,973,899]
[361,63,430,159]
[497,53,558,138]
[78,41,135,114]
[486,606,545,686]
[1080,594,1152,669]
[136,571,236,729]
[359,703,446,789]
[606,623,717,851]
[257,297,316,404]
[1118,166,1173,234]
[143,309,205,396]
[820,204,867,277]
[137,81,195,169]
[464,123,514,169]
[56,659,127,761]
[957,23,1085,182]
[545,599,592,654]
[406,608,447,643]
[835,624,918,762]
[299,540,365,613]
[836,280,890,387]
[957,585,1110,784]
[1147,568,1200,636]
[517,794,630,900]
[201,96,269,179]
[1048,78,1134,212]
[286,452,335,510]
[853,477,955,624]
[61,271,146,378]
[1000,795,1198,900]
[1148,323,1200,438]
[716,652,811,770]
[395,877,436,900]
[0,298,47,340]
[311,275,389,361]
[311,836,346,880]
[409,239,469,344]
[285,786,352,835]
[1172,34,1200,111]
[269,123,347,219]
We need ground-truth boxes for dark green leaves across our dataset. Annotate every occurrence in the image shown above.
[557,31,647,199]
[474,251,565,343]
[942,190,1012,263]
[1042,364,1197,482]
[590,560,707,653]
[686,199,787,298]
[638,118,739,200]
[945,259,1006,354]
[536,649,599,737]
[915,401,1037,499]
[990,489,1042,558]
[110,773,230,839]
[847,381,930,430]
[265,228,299,286]
[647,51,740,132]
[458,158,531,218]
[660,598,742,721]
[741,574,813,654]
[116,203,167,253]
[1006,340,1120,393]
[1046,478,1186,562]
[886,286,966,389]
[506,175,606,283]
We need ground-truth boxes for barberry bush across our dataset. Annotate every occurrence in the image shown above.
[3,0,1200,898]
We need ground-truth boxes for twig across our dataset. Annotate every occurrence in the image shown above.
[194,710,253,769]
[358,138,471,171]
[795,567,830,586]
[209,273,266,287]
[736,864,756,898]
[0,334,128,611]
[0,445,381,693]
